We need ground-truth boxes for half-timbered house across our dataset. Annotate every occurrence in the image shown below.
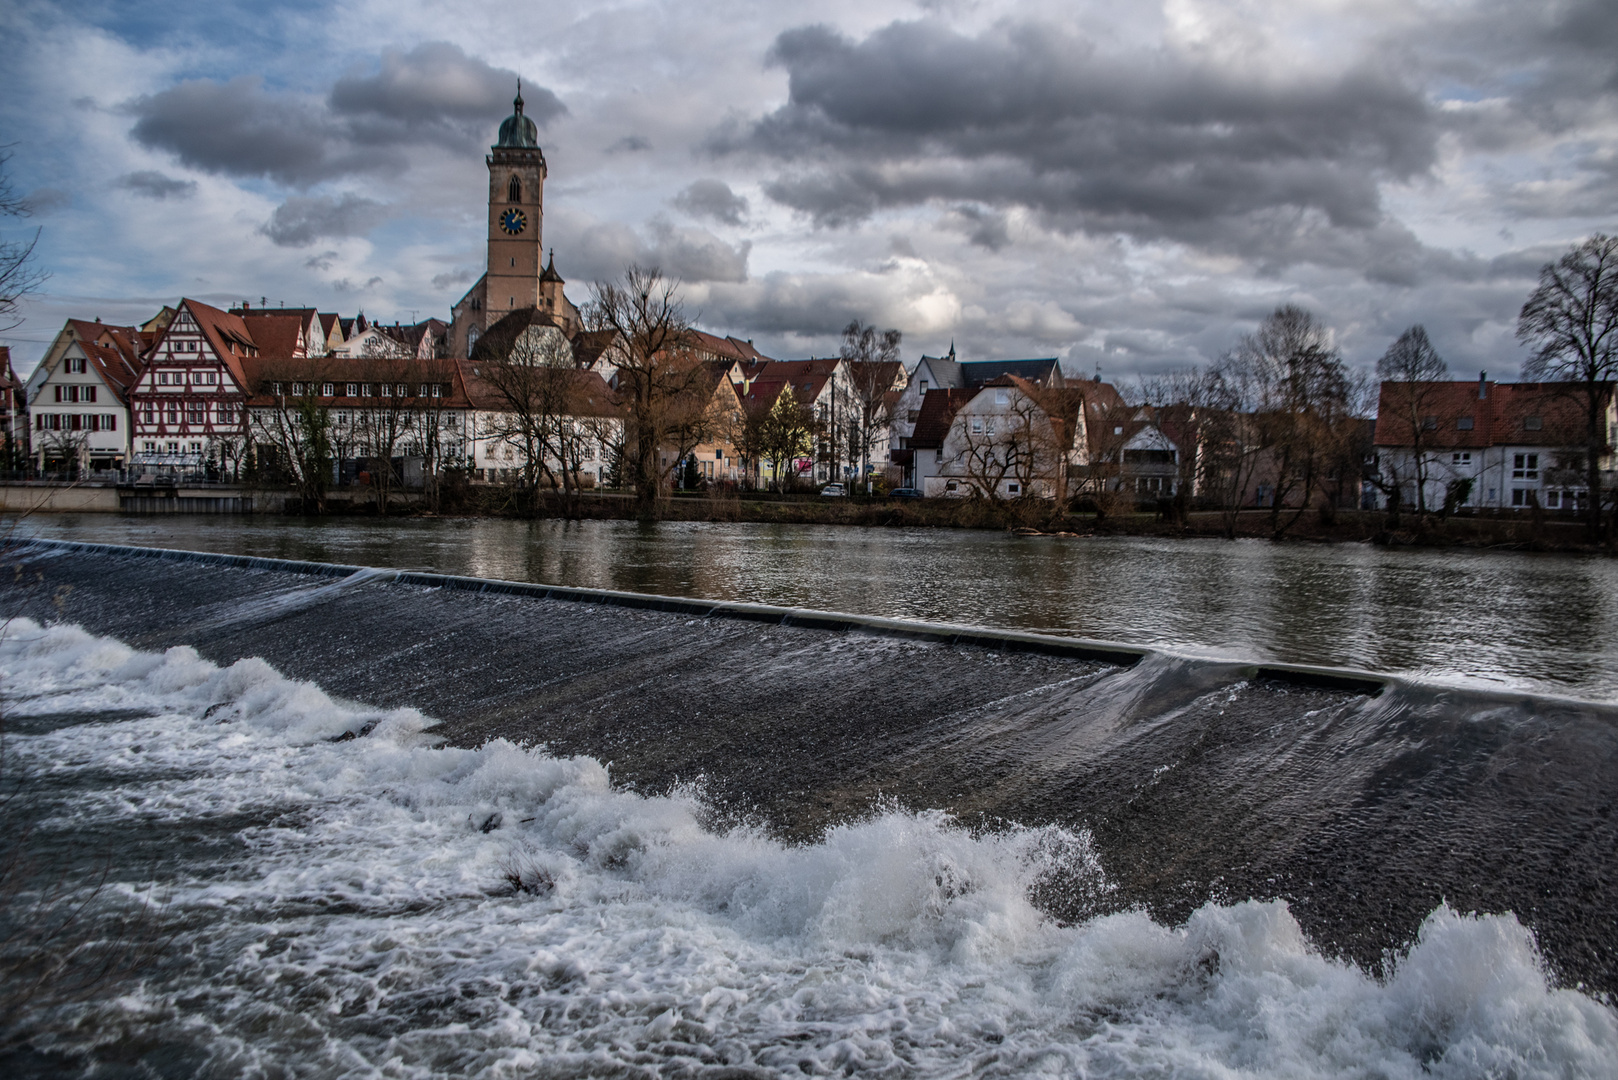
[128,298,256,477]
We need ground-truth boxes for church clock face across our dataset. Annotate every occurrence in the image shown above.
[500,208,527,235]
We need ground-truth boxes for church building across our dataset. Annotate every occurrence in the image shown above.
[448,87,581,358]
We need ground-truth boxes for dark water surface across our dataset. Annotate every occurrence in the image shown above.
[12,514,1618,700]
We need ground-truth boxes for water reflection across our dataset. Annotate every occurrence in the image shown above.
[11,515,1618,699]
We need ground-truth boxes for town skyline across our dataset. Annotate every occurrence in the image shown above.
[2,0,1614,379]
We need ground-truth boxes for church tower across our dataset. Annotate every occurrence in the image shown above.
[484,86,547,319]
[448,85,582,356]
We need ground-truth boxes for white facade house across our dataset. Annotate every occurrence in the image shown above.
[27,319,142,472]
[1372,378,1617,512]
[924,377,1086,499]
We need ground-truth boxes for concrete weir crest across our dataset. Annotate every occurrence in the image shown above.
[13,537,1390,696]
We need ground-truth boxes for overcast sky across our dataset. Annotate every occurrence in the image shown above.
[1,0,1614,381]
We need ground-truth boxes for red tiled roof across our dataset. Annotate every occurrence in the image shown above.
[910,388,975,448]
[238,313,306,360]
[456,360,620,416]
[239,355,473,410]
[157,298,258,388]
[1373,380,1606,449]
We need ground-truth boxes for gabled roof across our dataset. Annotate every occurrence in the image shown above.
[761,358,841,382]
[689,330,774,365]
[319,313,342,339]
[471,307,568,363]
[960,358,1063,388]
[910,388,976,448]
[150,299,257,387]
[738,378,791,411]
[848,360,904,397]
[1373,380,1606,449]
[237,313,306,360]
[571,329,618,369]
[77,340,140,404]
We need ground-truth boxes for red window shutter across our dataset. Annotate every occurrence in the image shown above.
[71,414,81,431]
[107,414,116,431]
[53,386,61,402]
[87,387,97,403]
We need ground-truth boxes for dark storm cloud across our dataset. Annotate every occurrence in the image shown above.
[329,42,564,132]
[116,170,197,199]
[731,19,1439,239]
[261,193,387,246]
[127,44,562,186]
[673,179,749,225]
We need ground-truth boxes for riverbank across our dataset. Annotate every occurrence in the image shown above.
[314,487,1610,553]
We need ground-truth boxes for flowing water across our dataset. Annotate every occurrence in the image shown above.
[1,533,1616,1077]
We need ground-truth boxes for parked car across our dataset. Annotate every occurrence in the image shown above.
[888,487,924,499]
[819,483,846,497]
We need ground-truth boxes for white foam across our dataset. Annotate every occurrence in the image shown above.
[3,618,1614,1078]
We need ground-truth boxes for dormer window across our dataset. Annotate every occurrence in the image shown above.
[508,175,522,202]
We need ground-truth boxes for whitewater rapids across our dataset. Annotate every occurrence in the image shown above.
[1,618,1613,1078]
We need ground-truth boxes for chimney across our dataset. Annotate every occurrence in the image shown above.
[1478,371,1487,400]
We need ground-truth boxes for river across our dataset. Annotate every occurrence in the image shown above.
[9,514,1618,700]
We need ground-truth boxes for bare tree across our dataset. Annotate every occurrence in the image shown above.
[249,362,336,511]
[0,149,47,333]
[1217,305,1355,538]
[837,321,903,494]
[351,359,420,514]
[586,266,713,518]
[410,359,461,512]
[1374,325,1451,521]
[479,327,573,499]
[947,381,1076,506]
[1517,234,1618,543]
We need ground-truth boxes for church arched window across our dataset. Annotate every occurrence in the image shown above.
[508,175,522,203]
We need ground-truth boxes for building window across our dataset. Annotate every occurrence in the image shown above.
[361,384,373,397]
[1525,416,1543,431]
[509,174,522,202]
[105,414,116,431]
[1513,453,1539,480]
[322,383,334,397]
[1546,490,1562,508]
[995,390,1010,406]
[381,383,392,397]
[1422,416,1437,430]
[1457,416,1474,430]
[291,382,304,396]
[1007,483,1020,494]
[272,382,283,396]
[971,418,983,434]
[1452,452,1471,465]
[1512,489,1527,507]
[397,384,408,397]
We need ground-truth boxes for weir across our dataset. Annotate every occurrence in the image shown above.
[5,538,1617,994]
